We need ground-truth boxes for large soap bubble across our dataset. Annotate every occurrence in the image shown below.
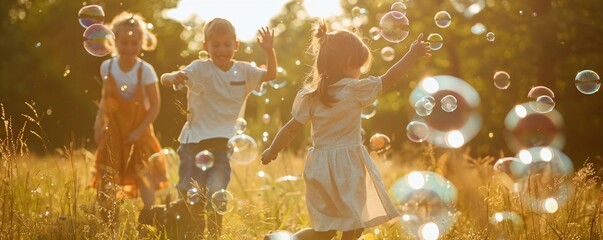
[227,134,258,165]
[83,24,115,57]
[379,11,410,43]
[390,171,458,239]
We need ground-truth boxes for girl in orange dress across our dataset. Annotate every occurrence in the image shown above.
[92,11,168,226]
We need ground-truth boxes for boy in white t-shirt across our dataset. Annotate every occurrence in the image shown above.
[160,18,277,238]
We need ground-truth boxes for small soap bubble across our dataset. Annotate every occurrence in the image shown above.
[575,70,600,94]
[440,95,457,112]
[427,33,443,50]
[434,11,451,28]
[493,71,511,90]
[381,47,396,62]
[406,121,429,143]
[486,32,495,42]
[194,150,215,171]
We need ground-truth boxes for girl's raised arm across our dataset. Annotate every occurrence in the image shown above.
[380,33,431,92]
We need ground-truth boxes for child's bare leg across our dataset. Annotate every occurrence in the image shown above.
[292,228,336,240]
[341,228,364,240]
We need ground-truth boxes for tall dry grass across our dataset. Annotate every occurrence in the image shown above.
[1,103,602,239]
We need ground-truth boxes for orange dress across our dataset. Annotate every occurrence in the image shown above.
[92,60,168,199]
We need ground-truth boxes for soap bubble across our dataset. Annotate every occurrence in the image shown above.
[575,70,600,94]
[533,95,555,113]
[234,118,247,134]
[440,95,457,112]
[379,11,410,43]
[390,2,407,14]
[427,33,443,51]
[227,134,258,165]
[198,50,209,60]
[486,32,495,42]
[369,133,391,153]
[361,100,378,119]
[434,11,451,28]
[78,5,105,28]
[194,150,215,171]
[83,24,115,57]
[493,71,510,90]
[211,189,235,215]
[406,121,430,143]
[381,47,396,61]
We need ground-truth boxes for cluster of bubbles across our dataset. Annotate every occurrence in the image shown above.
[408,75,482,148]
[504,100,564,152]
[493,147,574,213]
[186,187,235,215]
[79,5,115,57]
[390,171,458,240]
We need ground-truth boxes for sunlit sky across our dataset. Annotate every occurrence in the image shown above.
[163,0,343,42]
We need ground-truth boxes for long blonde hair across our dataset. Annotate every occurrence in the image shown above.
[305,20,372,107]
[109,11,157,51]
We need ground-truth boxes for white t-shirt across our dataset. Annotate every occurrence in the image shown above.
[178,60,265,143]
[100,57,158,109]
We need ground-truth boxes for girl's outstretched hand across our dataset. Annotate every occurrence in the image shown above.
[409,33,432,59]
[257,26,274,51]
[261,148,278,165]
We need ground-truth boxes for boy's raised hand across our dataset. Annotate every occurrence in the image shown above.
[257,26,274,51]
[409,33,432,59]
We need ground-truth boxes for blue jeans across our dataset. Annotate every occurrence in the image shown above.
[177,138,231,211]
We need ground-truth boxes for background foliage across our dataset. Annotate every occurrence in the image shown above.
[1,0,602,166]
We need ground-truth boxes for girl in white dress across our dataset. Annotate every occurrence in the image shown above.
[261,21,431,240]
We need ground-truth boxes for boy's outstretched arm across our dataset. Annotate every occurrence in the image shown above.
[261,118,304,165]
[380,33,431,92]
[160,71,188,87]
[257,26,278,82]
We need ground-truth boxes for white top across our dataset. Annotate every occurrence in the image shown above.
[292,76,400,231]
[178,60,265,143]
[100,57,158,110]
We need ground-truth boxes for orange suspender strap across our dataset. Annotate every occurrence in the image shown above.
[137,61,143,84]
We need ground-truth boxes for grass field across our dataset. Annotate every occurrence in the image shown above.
[1,104,602,240]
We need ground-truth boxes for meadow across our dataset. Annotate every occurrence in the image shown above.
[1,103,602,240]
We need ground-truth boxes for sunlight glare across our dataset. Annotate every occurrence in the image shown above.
[422,77,439,94]
[446,130,464,148]
[163,0,342,41]
[514,105,527,118]
[408,171,425,189]
[543,198,559,213]
[540,147,553,162]
[420,222,440,240]
[518,150,532,164]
